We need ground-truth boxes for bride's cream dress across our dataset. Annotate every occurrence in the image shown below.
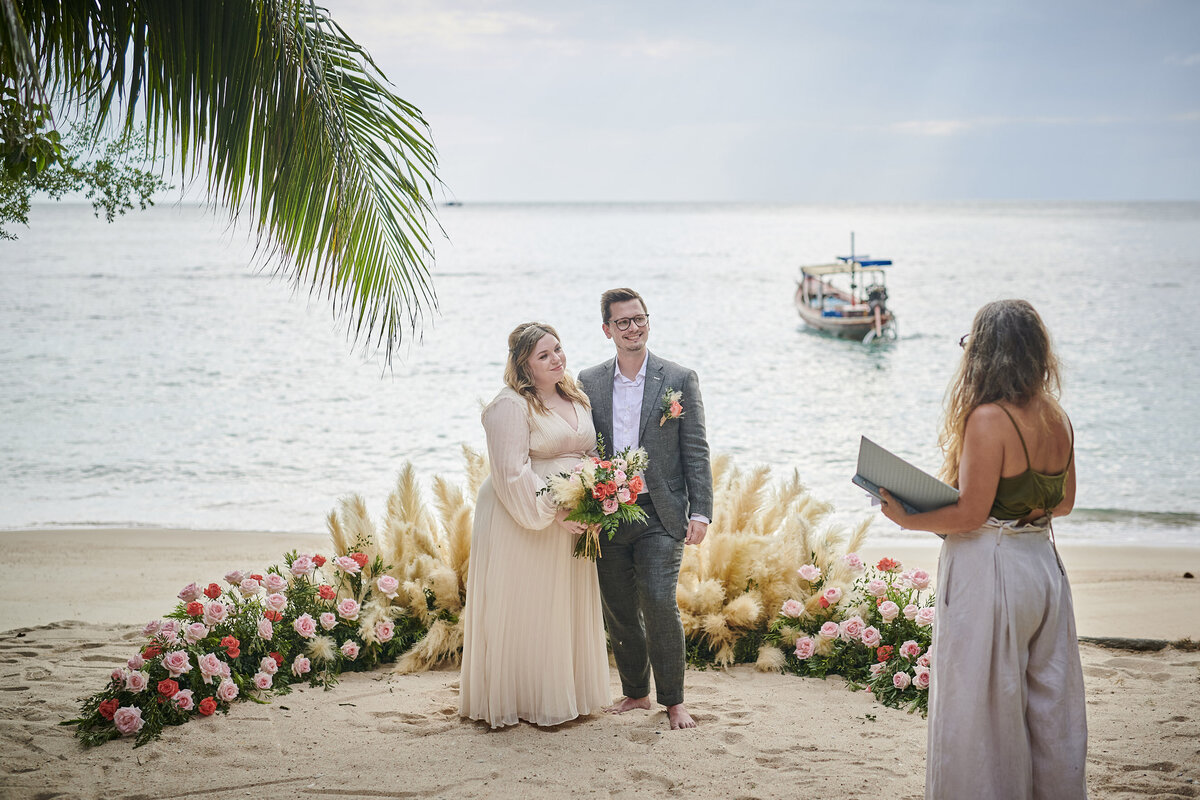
[459,387,610,728]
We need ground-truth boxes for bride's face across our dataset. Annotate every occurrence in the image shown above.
[527,333,566,390]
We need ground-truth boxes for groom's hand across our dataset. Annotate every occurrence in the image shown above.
[684,519,708,546]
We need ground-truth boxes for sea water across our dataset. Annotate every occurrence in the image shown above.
[2,201,1198,545]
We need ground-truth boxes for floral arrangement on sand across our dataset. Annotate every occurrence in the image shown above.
[69,448,936,746]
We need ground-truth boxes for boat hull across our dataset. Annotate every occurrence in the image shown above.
[794,283,894,340]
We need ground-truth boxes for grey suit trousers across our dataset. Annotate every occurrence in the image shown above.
[596,500,686,707]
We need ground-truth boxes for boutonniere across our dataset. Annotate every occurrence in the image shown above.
[659,388,684,426]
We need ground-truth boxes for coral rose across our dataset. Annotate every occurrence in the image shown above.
[203,582,222,599]
[876,645,894,662]
[98,698,119,720]
[312,554,326,567]
[318,585,336,600]
[198,697,217,716]
[156,679,179,698]
[185,601,204,618]
[876,557,901,572]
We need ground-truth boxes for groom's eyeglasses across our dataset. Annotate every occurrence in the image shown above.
[610,314,650,331]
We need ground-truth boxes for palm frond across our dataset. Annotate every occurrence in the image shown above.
[8,0,440,362]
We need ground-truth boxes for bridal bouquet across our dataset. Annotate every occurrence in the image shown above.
[541,439,650,559]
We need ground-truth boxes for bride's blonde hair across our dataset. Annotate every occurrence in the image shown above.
[504,322,591,415]
[939,299,1063,486]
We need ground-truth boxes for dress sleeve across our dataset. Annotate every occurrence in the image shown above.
[482,395,558,531]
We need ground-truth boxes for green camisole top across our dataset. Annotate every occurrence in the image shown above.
[990,406,1074,521]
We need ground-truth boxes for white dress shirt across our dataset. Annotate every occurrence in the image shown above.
[611,356,647,454]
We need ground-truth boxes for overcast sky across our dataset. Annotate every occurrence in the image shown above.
[325,0,1199,202]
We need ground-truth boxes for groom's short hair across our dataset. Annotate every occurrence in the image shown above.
[600,288,647,323]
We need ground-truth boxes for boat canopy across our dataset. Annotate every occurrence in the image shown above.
[801,262,891,277]
[836,255,893,267]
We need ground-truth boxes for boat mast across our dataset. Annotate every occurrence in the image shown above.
[849,231,858,297]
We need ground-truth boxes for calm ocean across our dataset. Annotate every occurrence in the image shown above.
[2,201,1198,545]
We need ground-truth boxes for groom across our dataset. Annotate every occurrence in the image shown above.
[579,288,713,730]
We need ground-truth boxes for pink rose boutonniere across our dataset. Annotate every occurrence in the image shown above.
[659,388,684,426]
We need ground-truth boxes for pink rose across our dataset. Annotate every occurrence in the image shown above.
[216,678,239,703]
[903,603,919,621]
[843,553,865,572]
[291,554,314,577]
[259,656,279,675]
[793,636,817,660]
[291,655,312,676]
[601,496,619,515]
[616,486,631,504]
[319,612,338,630]
[177,582,203,603]
[332,555,361,575]
[821,587,843,606]
[909,569,932,590]
[263,573,288,593]
[113,706,144,736]
[159,619,180,639]
[125,670,149,693]
[900,640,922,659]
[184,622,209,644]
[780,599,804,618]
[110,668,124,684]
[893,671,912,690]
[336,598,360,621]
[340,640,360,660]
[292,613,318,639]
[127,653,145,671]
[869,662,887,678]
[915,607,935,628]
[375,621,395,643]
[224,569,246,586]
[238,578,261,598]
[264,592,287,613]
[141,620,162,637]
[917,653,931,668]
[838,616,865,641]
[203,601,228,627]
[797,564,821,582]
[866,579,888,598]
[860,626,882,648]
[878,600,900,622]
[198,652,224,684]
[818,621,839,639]
[172,689,195,711]
[914,665,931,689]
[376,575,400,599]
[253,671,273,691]
[162,650,192,678]
[257,618,274,640]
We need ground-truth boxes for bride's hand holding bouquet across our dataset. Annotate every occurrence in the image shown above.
[541,440,650,559]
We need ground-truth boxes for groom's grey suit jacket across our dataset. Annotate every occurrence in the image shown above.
[579,352,713,539]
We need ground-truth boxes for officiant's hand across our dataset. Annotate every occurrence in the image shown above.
[684,519,708,546]
[555,507,587,536]
[878,488,909,527]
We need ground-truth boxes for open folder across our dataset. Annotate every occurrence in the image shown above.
[852,437,958,534]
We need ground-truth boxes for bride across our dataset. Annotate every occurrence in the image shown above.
[458,322,610,728]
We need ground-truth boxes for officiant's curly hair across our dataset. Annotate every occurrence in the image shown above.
[505,322,591,415]
[939,299,1063,486]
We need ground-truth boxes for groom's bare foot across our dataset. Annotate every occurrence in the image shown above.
[604,696,652,714]
[667,704,696,729]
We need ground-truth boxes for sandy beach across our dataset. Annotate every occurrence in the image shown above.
[2,528,1199,799]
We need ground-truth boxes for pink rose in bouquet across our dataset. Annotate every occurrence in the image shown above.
[292,613,317,639]
[601,496,619,515]
[797,564,821,582]
[263,573,288,593]
[336,598,360,620]
[113,706,144,736]
[376,575,400,599]
[794,636,817,659]
[142,620,162,637]
[162,650,192,678]
[126,653,145,671]
[843,553,865,572]
[540,443,650,559]
[216,678,239,703]
[838,616,865,641]
[224,570,245,585]
[914,666,931,689]
[820,587,843,608]
[238,578,261,598]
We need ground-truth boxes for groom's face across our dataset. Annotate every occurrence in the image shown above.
[604,298,649,355]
